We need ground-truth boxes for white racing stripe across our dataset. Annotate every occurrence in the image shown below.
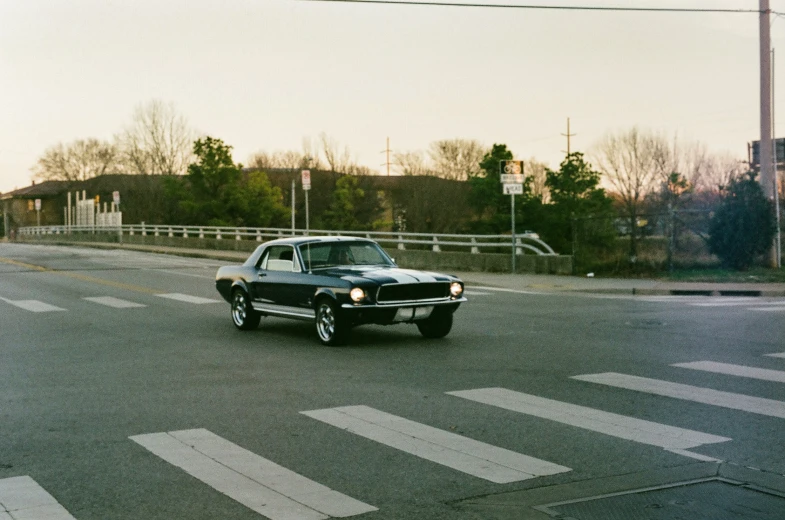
[130,429,376,520]
[447,388,730,457]
[83,296,146,309]
[0,476,76,520]
[0,297,66,313]
[572,372,785,419]
[155,293,221,304]
[673,361,785,383]
[301,405,570,483]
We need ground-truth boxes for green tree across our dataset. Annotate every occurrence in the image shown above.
[708,171,775,270]
[542,152,615,254]
[468,144,542,233]
[169,136,287,226]
[323,175,367,230]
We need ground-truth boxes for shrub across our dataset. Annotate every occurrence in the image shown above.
[708,171,775,270]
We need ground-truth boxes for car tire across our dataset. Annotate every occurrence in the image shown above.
[417,308,453,339]
[231,289,261,330]
[315,298,349,346]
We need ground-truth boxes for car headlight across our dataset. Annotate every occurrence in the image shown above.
[350,287,366,302]
[450,282,463,297]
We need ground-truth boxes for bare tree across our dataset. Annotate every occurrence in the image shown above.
[428,139,486,181]
[248,138,326,171]
[592,127,668,260]
[117,100,195,175]
[32,138,118,182]
[319,133,375,175]
[524,158,549,202]
[393,150,434,176]
[700,152,747,192]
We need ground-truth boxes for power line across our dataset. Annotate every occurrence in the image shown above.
[298,0,774,15]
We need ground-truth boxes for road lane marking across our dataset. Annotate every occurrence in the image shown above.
[467,286,545,295]
[672,361,785,383]
[446,388,730,458]
[130,429,376,519]
[301,405,570,483]
[83,296,146,309]
[688,298,762,307]
[0,257,48,271]
[0,476,76,520]
[765,352,785,359]
[749,306,785,312]
[155,293,221,304]
[0,297,66,313]
[142,268,216,280]
[572,372,785,419]
[463,291,493,296]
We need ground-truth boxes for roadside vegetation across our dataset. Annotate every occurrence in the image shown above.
[14,100,784,278]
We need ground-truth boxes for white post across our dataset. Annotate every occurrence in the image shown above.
[398,235,405,250]
[471,237,479,254]
[432,237,440,252]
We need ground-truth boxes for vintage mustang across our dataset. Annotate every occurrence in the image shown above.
[215,236,466,345]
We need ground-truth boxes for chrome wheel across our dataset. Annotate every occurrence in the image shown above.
[315,299,348,346]
[231,290,260,330]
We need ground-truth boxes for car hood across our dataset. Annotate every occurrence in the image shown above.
[318,266,454,285]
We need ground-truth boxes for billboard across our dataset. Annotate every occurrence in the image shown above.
[750,138,785,166]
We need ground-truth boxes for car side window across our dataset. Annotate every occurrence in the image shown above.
[260,245,298,272]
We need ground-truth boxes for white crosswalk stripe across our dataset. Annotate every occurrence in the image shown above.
[130,429,376,520]
[155,293,221,304]
[447,388,729,461]
[672,361,785,383]
[0,297,66,313]
[572,372,785,419]
[301,405,571,483]
[83,296,146,309]
[0,476,76,520]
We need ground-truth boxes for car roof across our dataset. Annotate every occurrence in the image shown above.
[262,235,376,247]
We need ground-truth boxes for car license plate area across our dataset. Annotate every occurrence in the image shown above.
[393,306,433,322]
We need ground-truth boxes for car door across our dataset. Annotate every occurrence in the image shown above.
[251,245,312,317]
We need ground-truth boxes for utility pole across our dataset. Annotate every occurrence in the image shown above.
[381,137,392,176]
[760,0,777,266]
[771,49,782,269]
[561,118,576,156]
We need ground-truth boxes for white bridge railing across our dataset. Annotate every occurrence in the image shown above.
[18,224,558,255]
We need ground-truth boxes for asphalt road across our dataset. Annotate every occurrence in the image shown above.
[1,243,784,520]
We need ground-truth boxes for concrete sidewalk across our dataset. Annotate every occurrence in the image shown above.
[21,240,785,297]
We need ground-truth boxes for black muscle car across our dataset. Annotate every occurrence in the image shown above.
[215,236,466,345]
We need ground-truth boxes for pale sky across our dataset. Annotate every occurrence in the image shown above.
[2,0,785,193]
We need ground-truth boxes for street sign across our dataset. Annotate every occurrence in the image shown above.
[501,174,524,183]
[503,183,523,195]
[301,170,311,190]
[113,191,120,205]
[34,199,41,211]
[500,160,524,176]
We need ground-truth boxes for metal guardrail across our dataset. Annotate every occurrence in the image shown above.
[17,224,558,255]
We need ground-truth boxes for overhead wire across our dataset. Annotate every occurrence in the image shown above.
[298,0,780,15]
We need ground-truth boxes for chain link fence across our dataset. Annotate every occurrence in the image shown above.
[571,209,715,274]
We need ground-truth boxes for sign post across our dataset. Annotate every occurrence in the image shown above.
[500,161,524,273]
[34,199,41,227]
[301,170,311,235]
[112,191,121,243]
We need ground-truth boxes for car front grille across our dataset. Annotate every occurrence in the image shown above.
[376,282,450,303]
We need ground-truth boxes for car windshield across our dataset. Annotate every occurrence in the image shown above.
[298,241,394,270]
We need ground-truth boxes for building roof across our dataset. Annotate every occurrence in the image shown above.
[0,181,71,200]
